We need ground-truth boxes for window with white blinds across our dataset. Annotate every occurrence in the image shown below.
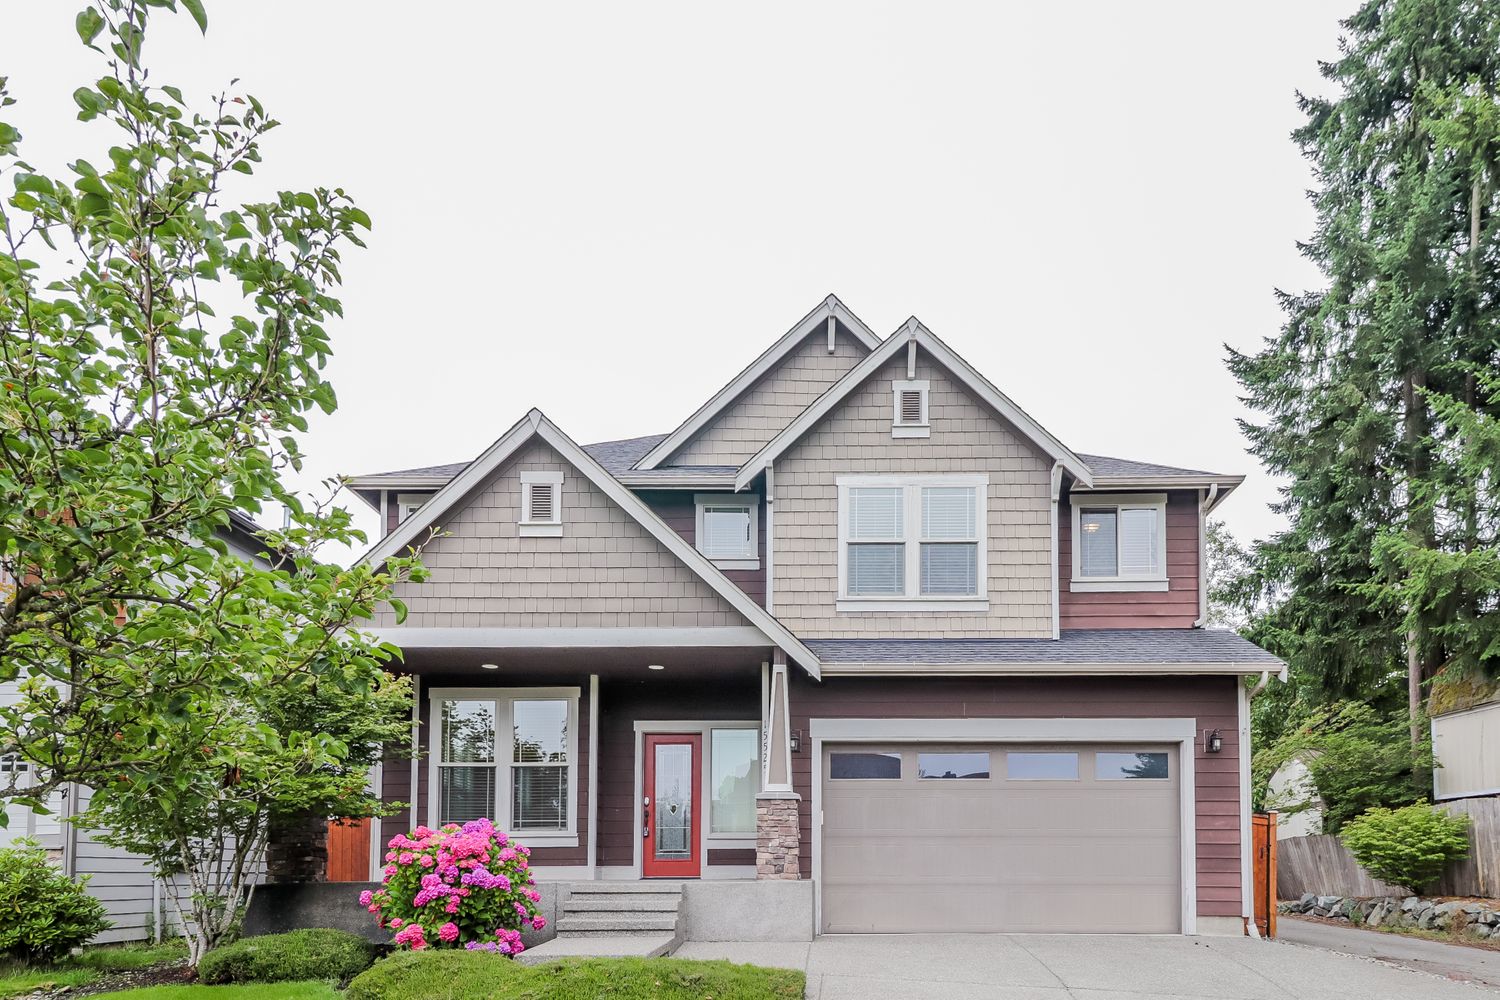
[430,688,579,841]
[1073,494,1166,585]
[694,495,759,567]
[839,476,987,605]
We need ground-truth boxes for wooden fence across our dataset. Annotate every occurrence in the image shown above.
[1277,796,1499,899]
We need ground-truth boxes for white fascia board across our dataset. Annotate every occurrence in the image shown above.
[361,407,823,679]
[615,474,738,490]
[815,661,1284,677]
[369,626,773,648]
[637,295,881,471]
[1082,475,1244,495]
[736,319,1093,490]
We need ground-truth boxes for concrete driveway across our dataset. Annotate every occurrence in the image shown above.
[675,932,1498,998]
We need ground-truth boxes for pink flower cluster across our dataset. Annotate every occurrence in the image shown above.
[358,818,545,953]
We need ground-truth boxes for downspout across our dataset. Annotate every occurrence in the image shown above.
[1049,461,1063,639]
[1192,484,1220,628]
[763,463,775,615]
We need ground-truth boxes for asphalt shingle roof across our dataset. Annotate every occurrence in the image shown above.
[805,629,1281,665]
[1077,454,1226,479]
[363,442,1226,485]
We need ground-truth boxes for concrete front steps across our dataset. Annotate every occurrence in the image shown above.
[517,882,683,964]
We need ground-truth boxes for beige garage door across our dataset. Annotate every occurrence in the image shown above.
[821,743,1181,933]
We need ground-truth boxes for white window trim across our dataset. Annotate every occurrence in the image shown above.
[519,471,564,537]
[891,379,930,438]
[1069,492,1169,591]
[630,720,762,878]
[836,474,989,611]
[394,492,429,526]
[427,686,580,848]
[693,494,760,571]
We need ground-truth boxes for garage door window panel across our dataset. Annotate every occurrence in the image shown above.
[917,752,990,779]
[1006,752,1078,780]
[1096,751,1170,780]
[829,751,902,779]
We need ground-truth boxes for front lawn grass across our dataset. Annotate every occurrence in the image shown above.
[92,984,339,1000]
[0,940,187,998]
[348,951,806,1000]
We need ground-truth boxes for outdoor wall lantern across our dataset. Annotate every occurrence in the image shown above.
[1204,729,1223,754]
[790,729,802,753]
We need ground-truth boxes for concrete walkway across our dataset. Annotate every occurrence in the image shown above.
[675,931,1500,998]
[1279,915,1500,988]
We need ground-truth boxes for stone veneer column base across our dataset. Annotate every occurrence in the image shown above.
[755,792,801,880]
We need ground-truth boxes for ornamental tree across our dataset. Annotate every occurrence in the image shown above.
[0,1,423,801]
[0,0,427,965]
[362,820,547,955]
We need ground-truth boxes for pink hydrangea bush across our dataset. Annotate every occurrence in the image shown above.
[359,819,545,955]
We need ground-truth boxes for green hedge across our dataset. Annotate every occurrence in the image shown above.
[0,839,111,962]
[197,929,377,985]
[347,951,805,1000]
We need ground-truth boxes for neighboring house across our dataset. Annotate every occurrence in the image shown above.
[1432,700,1500,802]
[0,511,274,943]
[1263,753,1324,838]
[343,296,1283,937]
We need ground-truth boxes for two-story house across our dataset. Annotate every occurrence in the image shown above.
[346,296,1282,939]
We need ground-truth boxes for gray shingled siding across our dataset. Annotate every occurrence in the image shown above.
[372,439,752,629]
[667,329,867,467]
[774,354,1054,638]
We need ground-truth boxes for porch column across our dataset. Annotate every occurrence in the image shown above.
[756,652,801,880]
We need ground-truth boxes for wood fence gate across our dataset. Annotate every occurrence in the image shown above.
[1252,811,1278,938]
[326,818,371,882]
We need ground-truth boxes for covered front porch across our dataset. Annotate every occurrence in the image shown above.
[372,640,803,885]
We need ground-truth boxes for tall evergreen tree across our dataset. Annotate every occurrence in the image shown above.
[1229,0,1500,737]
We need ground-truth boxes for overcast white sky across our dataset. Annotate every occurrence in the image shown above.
[5,1,1351,554]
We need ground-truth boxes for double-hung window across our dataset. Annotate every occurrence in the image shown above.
[430,687,579,846]
[694,495,759,570]
[1071,493,1168,591]
[837,475,988,610]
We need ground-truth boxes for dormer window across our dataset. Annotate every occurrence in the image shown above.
[694,494,760,570]
[891,380,930,438]
[519,471,564,536]
[395,493,430,525]
[1070,493,1167,592]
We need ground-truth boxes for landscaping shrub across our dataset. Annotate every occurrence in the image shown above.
[1340,801,1470,891]
[197,929,377,985]
[346,951,806,1000]
[362,819,545,954]
[0,839,110,962]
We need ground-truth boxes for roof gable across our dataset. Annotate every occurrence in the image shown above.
[636,295,881,470]
[360,409,822,676]
[735,318,1094,490]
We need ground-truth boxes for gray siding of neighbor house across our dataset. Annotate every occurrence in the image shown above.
[772,353,1054,638]
[666,328,868,467]
[372,440,753,630]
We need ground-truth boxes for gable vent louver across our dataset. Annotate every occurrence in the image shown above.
[899,390,923,425]
[528,482,556,522]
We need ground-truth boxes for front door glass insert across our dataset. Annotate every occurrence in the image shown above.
[653,742,692,860]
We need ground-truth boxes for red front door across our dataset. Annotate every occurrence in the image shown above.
[642,733,702,878]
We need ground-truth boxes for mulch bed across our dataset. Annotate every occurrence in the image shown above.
[28,960,194,999]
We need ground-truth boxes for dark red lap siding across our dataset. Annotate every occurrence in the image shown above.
[788,672,1242,919]
[636,490,766,607]
[1059,489,1201,629]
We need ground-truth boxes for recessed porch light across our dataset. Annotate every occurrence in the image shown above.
[647,664,665,671]
[480,662,500,670]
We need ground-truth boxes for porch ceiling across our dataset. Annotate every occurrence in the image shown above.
[390,644,771,681]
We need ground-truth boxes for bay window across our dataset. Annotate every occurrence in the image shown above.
[837,475,988,610]
[1071,493,1168,591]
[430,688,578,845]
